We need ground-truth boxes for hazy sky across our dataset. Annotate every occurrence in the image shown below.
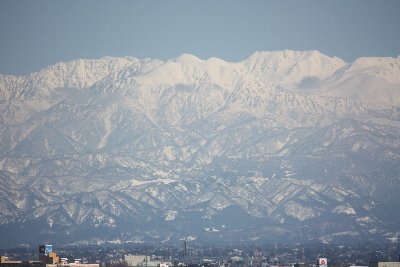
[1,0,399,75]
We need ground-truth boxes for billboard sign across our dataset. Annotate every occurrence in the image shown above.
[319,258,327,267]
[45,245,53,256]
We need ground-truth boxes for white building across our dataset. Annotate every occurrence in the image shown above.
[369,263,400,267]
[124,255,161,267]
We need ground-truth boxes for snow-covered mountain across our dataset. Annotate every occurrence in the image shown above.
[0,50,399,248]
[308,56,400,106]
[243,50,346,88]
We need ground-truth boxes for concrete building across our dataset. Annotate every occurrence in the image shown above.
[46,264,99,267]
[0,256,22,265]
[124,255,161,267]
[1,247,99,267]
[125,255,146,267]
[39,252,60,265]
[369,263,400,267]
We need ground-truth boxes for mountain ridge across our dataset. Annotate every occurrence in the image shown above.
[0,50,399,247]
[2,50,399,106]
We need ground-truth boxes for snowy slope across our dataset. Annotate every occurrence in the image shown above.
[308,56,400,106]
[0,51,399,247]
[242,50,346,88]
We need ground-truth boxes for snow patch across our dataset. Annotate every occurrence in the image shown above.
[332,204,356,215]
[284,201,317,221]
[164,146,176,161]
[164,210,178,221]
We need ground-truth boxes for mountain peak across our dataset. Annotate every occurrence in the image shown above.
[174,53,203,63]
[247,49,339,60]
[242,50,347,88]
[246,49,346,64]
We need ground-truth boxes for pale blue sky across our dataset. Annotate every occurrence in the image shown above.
[0,0,399,75]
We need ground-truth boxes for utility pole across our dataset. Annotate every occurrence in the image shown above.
[145,245,148,267]
[183,241,187,267]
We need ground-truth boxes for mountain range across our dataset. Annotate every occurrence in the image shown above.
[0,50,399,248]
